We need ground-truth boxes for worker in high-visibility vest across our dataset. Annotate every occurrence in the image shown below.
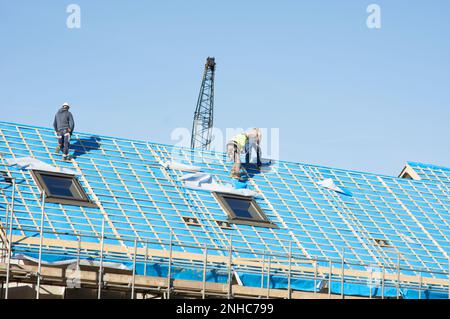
[227,128,262,178]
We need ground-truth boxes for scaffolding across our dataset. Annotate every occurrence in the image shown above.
[1,182,450,299]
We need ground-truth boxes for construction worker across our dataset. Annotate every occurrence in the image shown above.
[53,102,75,160]
[227,128,262,179]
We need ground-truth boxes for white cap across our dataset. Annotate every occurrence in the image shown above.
[62,102,70,108]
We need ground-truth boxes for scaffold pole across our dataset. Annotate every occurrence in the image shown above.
[36,191,45,299]
[4,178,16,299]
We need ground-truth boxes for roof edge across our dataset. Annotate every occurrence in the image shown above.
[407,161,450,172]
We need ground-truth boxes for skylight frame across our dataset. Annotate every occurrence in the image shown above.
[31,170,96,207]
[213,192,277,228]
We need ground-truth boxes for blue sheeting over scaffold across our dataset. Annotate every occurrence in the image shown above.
[237,272,318,292]
[14,252,230,284]
[329,282,449,299]
[15,251,449,299]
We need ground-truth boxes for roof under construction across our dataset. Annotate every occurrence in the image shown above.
[0,120,449,299]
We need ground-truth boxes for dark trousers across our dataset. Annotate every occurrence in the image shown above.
[245,143,262,166]
[57,129,71,156]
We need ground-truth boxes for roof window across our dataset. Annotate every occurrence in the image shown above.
[213,192,276,228]
[31,170,95,207]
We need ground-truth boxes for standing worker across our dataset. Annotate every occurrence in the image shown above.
[53,102,75,160]
[227,128,262,179]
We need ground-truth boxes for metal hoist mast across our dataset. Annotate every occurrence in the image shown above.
[191,57,216,150]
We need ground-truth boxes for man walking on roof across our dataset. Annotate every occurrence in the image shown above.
[227,128,262,179]
[53,102,75,160]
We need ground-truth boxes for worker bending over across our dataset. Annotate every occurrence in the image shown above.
[53,102,75,160]
[227,128,262,179]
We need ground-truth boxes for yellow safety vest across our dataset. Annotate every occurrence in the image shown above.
[232,133,248,149]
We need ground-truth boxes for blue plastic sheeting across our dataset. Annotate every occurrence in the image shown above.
[15,253,229,284]
[330,281,398,298]
[401,289,449,299]
[232,179,248,189]
[21,252,447,298]
[330,282,448,299]
[237,272,317,292]
[132,262,229,283]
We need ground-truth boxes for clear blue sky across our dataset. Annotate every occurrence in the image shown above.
[1,0,449,176]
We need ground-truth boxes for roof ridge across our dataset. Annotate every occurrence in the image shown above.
[407,161,450,172]
[0,120,402,178]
